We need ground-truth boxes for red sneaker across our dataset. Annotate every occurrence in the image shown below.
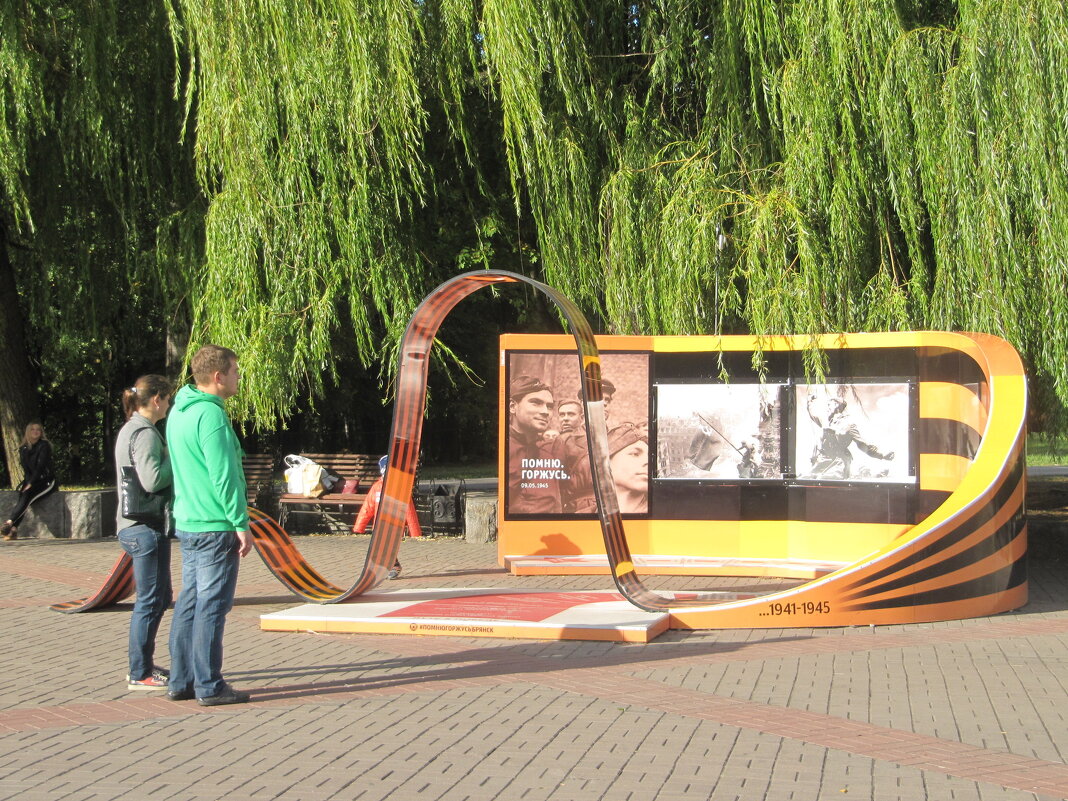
[128,675,168,690]
[127,667,169,690]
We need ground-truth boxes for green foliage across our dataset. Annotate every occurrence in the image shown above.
[0,0,45,229]
[0,0,197,481]
[5,0,1068,478]
[168,0,433,424]
[159,0,1068,433]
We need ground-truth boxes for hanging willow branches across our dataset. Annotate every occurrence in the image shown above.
[4,0,1068,435]
[161,0,1068,429]
[0,0,202,481]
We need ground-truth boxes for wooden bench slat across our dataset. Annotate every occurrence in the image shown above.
[278,493,368,505]
[242,453,276,506]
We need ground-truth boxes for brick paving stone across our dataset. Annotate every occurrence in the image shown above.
[3,534,1068,799]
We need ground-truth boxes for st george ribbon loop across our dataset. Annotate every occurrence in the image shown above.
[52,270,720,613]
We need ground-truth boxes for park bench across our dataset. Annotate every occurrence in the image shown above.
[241,452,276,508]
[277,453,382,534]
[249,451,465,537]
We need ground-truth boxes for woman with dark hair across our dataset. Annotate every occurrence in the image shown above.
[1,422,58,540]
[114,374,174,691]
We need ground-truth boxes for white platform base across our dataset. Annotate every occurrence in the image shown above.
[260,587,671,642]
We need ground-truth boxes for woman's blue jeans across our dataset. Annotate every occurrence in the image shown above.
[117,524,172,681]
[167,530,239,698]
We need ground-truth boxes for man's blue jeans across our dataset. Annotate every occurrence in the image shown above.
[168,530,239,698]
[117,524,172,680]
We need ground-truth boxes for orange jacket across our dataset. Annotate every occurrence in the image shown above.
[352,477,422,537]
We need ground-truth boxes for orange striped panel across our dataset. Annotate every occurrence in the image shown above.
[50,553,135,613]
[49,277,1028,631]
[920,453,975,492]
[920,381,987,431]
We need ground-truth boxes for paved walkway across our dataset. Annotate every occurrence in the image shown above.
[2,521,1068,801]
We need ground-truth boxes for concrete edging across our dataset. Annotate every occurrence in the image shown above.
[0,489,116,540]
[463,492,497,543]
[0,488,491,543]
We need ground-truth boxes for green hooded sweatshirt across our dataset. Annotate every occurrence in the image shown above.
[167,384,248,532]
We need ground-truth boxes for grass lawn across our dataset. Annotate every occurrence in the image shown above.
[1028,433,1068,467]
[419,461,497,481]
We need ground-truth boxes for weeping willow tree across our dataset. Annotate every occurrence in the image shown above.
[0,0,202,483]
[165,0,436,423]
[4,0,1068,473]
[166,0,1068,432]
[585,0,1067,386]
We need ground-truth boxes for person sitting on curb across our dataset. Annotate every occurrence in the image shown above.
[2,422,59,540]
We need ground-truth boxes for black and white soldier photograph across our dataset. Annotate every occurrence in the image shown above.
[656,383,783,480]
[505,352,650,515]
[795,383,912,482]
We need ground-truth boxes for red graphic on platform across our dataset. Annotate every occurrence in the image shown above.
[380,592,624,622]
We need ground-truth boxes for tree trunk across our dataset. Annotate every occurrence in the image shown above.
[166,299,191,380]
[0,223,40,488]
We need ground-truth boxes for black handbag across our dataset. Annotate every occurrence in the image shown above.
[120,429,165,525]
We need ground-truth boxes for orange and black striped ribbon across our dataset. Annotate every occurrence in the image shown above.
[52,270,717,613]
[49,553,136,613]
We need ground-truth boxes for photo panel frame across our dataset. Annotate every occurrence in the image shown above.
[793,382,913,483]
[504,351,651,517]
[655,383,785,480]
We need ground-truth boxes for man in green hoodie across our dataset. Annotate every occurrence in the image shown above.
[165,344,252,706]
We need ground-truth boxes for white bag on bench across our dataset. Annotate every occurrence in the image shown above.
[284,454,326,498]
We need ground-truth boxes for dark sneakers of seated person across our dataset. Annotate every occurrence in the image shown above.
[168,682,249,706]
